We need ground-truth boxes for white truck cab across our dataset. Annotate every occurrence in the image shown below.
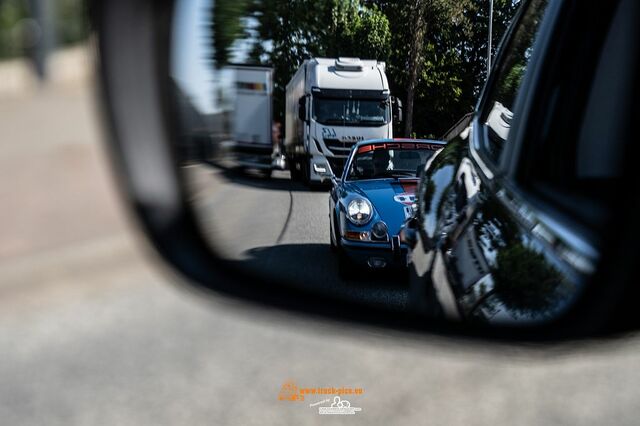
[284,57,401,184]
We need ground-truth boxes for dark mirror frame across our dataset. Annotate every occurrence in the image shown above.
[391,96,403,126]
[298,96,307,122]
[92,0,640,343]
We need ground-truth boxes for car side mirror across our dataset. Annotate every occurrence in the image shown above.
[319,170,335,184]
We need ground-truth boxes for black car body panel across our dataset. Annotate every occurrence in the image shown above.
[409,124,597,325]
[404,0,635,327]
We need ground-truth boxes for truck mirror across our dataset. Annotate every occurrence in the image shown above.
[298,96,307,122]
[392,97,403,124]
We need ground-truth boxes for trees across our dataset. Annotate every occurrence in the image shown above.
[468,242,569,320]
[403,1,430,138]
[244,0,391,122]
[211,0,253,66]
[0,0,28,59]
[209,0,522,135]
[0,0,88,60]
[371,0,473,137]
[467,191,569,320]
[369,0,521,137]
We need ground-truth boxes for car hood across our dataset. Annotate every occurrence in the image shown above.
[343,179,418,235]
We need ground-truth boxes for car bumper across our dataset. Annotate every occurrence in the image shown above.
[340,238,408,269]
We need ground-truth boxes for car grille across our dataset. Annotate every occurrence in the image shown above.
[323,138,356,156]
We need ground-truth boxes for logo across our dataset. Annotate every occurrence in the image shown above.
[358,142,444,153]
[340,135,365,142]
[322,127,337,138]
[278,380,302,401]
[278,381,365,413]
[394,193,416,206]
[314,396,362,415]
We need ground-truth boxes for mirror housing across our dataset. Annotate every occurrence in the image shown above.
[94,0,640,342]
[319,170,335,184]
[392,96,403,125]
[298,96,307,122]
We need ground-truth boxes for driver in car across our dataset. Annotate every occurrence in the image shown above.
[372,149,391,177]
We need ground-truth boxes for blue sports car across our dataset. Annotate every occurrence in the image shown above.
[329,139,447,277]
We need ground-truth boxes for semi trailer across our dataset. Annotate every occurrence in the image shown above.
[228,65,275,177]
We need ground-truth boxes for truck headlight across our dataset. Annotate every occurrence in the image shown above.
[347,198,373,225]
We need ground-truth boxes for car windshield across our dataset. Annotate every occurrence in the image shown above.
[313,98,390,126]
[347,146,435,180]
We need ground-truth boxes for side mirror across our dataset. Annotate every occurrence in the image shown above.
[320,174,335,184]
[95,0,639,342]
[298,96,307,122]
[392,96,403,124]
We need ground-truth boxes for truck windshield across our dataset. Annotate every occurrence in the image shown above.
[313,98,389,126]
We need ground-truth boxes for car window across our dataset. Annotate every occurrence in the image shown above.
[574,0,631,182]
[480,0,550,163]
[347,148,434,180]
[520,0,635,228]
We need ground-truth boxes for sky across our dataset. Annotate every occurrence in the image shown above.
[171,0,255,115]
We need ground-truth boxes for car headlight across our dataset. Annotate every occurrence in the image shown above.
[347,198,373,225]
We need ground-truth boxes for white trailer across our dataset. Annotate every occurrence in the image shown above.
[284,57,402,184]
[228,65,274,176]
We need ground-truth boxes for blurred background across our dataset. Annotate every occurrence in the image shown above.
[2,1,640,425]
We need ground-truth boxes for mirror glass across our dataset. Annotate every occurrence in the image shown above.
[168,0,600,326]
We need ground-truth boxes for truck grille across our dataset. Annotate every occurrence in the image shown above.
[323,138,356,156]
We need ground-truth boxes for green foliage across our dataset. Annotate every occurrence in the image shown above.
[0,0,28,58]
[0,0,88,60]
[495,62,525,108]
[55,0,88,46]
[471,196,569,319]
[212,0,253,66]
[324,2,391,61]
[209,0,522,133]
[232,0,392,122]
[371,0,521,137]
[491,243,567,319]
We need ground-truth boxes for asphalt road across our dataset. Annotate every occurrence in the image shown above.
[3,48,640,426]
[184,164,409,311]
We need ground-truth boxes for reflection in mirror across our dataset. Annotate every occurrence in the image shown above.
[168,0,596,327]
